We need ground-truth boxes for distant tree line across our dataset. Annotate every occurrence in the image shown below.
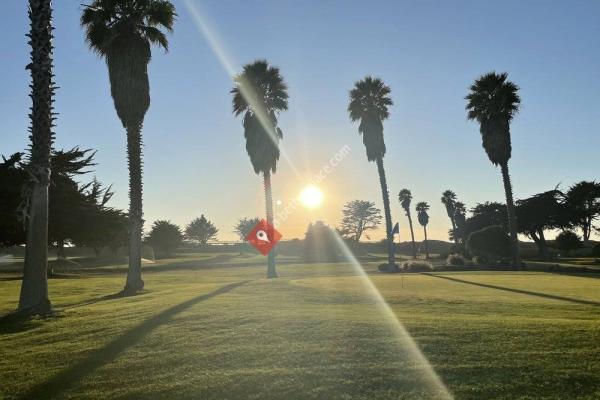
[442,182,600,260]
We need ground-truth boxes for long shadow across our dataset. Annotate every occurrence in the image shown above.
[424,273,600,307]
[19,280,249,400]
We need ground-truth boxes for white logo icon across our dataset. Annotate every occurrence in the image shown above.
[256,230,270,243]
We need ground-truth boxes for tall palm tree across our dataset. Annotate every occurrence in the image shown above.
[18,0,56,315]
[348,76,395,269]
[415,201,430,259]
[232,60,288,278]
[398,189,416,259]
[441,190,458,244]
[466,72,521,265]
[81,0,176,294]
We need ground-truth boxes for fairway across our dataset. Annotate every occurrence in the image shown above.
[1,256,600,399]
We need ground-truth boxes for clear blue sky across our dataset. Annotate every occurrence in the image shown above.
[1,0,599,241]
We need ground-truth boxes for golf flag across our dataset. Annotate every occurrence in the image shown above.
[390,222,399,236]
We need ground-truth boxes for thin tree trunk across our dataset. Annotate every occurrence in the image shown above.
[376,157,395,269]
[500,162,521,267]
[407,211,416,259]
[537,230,549,260]
[56,240,66,260]
[423,226,429,259]
[264,170,277,278]
[124,124,144,294]
[450,218,458,245]
[18,0,55,315]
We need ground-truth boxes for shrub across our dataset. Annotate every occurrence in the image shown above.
[402,260,433,272]
[472,255,491,266]
[378,263,400,273]
[446,253,466,266]
[593,245,600,258]
[554,230,582,255]
[466,225,511,261]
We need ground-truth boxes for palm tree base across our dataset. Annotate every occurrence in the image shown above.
[122,279,144,296]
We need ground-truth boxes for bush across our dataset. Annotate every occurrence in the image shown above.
[402,260,433,272]
[554,230,582,255]
[466,225,511,261]
[447,253,466,266]
[593,245,600,258]
[472,255,491,266]
[378,263,400,273]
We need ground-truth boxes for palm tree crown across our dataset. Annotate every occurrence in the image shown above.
[465,72,520,166]
[81,0,175,128]
[82,0,175,56]
[231,60,288,174]
[398,189,412,213]
[416,202,430,227]
[348,76,392,161]
[441,190,457,217]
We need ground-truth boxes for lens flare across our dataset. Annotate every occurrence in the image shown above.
[331,232,454,399]
[184,0,301,180]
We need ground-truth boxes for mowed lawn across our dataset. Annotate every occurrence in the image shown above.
[1,256,600,399]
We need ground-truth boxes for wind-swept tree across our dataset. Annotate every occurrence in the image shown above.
[516,189,567,259]
[441,190,458,244]
[185,215,218,244]
[18,0,56,315]
[398,189,416,258]
[466,72,521,265]
[415,201,430,259]
[348,76,396,270]
[337,200,382,242]
[566,181,600,243]
[231,60,288,278]
[81,0,176,294]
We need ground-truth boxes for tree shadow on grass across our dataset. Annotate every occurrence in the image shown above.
[0,311,62,334]
[425,273,600,307]
[18,280,249,400]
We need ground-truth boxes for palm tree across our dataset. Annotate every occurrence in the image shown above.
[466,72,521,265]
[232,60,288,278]
[81,0,176,294]
[18,0,56,315]
[415,202,430,259]
[441,190,458,244]
[398,189,416,259]
[348,76,395,269]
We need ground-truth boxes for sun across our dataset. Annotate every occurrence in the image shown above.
[299,185,324,209]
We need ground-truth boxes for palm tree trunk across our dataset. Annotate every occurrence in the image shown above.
[264,170,277,278]
[450,218,458,245]
[376,157,395,269]
[124,124,144,294]
[19,181,52,314]
[500,162,521,266]
[407,212,416,259]
[423,226,429,259]
[18,0,55,315]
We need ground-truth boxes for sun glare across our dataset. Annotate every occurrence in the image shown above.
[299,185,324,209]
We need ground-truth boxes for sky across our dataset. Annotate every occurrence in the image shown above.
[1,0,599,242]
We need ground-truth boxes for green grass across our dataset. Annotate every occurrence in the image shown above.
[1,254,600,399]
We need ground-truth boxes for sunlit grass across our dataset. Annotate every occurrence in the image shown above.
[1,256,600,399]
